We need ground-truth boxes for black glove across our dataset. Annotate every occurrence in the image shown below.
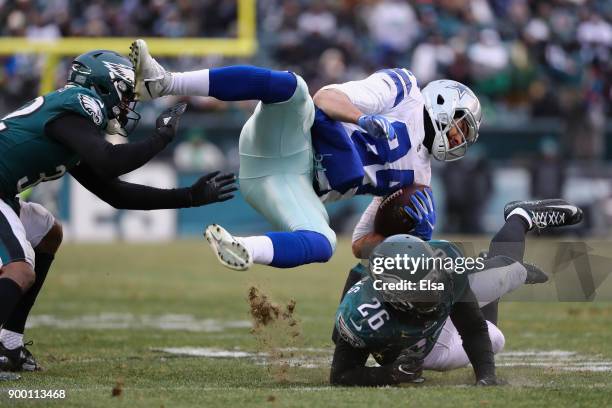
[475,375,506,386]
[155,102,188,144]
[188,171,237,206]
[392,350,424,384]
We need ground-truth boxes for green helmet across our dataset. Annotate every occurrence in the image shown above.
[368,234,453,318]
[67,50,140,135]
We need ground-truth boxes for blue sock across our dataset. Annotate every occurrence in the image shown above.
[264,230,333,268]
[209,66,297,103]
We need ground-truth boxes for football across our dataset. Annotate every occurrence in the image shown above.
[374,184,428,236]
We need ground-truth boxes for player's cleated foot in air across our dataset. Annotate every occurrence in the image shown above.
[523,263,549,284]
[204,224,252,271]
[129,39,172,101]
[504,199,583,230]
[0,342,40,372]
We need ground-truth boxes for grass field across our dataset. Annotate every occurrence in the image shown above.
[0,239,611,407]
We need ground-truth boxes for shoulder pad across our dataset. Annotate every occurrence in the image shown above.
[61,87,107,129]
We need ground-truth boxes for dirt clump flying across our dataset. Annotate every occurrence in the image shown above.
[247,286,302,382]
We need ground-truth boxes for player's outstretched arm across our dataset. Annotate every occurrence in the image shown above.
[70,163,236,210]
[450,287,501,386]
[46,103,187,180]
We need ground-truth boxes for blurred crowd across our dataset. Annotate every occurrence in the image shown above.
[1,0,611,233]
[257,0,611,160]
[0,0,609,125]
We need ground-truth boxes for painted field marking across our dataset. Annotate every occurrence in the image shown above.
[27,314,251,332]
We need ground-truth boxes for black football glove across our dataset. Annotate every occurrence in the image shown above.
[155,102,188,144]
[188,171,237,206]
[392,350,424,384]
[475,375,506,386]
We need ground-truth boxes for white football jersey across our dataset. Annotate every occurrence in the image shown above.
[315,68,431,203]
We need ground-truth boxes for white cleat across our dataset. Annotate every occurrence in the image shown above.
[204,224,252,271]
[128,39,172,101]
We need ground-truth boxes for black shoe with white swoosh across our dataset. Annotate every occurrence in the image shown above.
[504,199,583,230]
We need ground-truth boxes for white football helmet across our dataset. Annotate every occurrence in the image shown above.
[421,80,482,162]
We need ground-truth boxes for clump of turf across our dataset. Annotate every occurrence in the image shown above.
[248,286,301,383]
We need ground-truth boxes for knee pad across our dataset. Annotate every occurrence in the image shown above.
[487,321,506,354]
[19,202,55,248]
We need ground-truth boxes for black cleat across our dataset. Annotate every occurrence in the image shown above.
[0,342,40,372]
[523,263,549,284]
[504,199,583,230]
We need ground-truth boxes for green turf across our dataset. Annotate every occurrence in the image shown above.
[0,240,610,407]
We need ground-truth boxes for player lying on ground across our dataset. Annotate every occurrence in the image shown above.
[129,39,482,270]
[329,198,583,386]
[0,50,236,372]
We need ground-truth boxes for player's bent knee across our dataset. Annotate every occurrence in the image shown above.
[324,229,337,255]
[265,230,334,268]
[1,261,35,291]
[309,230,335,262]
[266,70,298,103]
[487,322,505,354]
[36,221,63,254]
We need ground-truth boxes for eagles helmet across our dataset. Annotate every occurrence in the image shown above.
[67,50,140,136]
[421,80,482,162]
[368,234,453,318]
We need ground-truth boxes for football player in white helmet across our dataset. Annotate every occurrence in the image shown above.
[421,79,482,162]
[128,38,482,271]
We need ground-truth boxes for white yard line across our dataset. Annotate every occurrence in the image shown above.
[497,349,612,372]
[26,313,251,332]
[155,347,612,372]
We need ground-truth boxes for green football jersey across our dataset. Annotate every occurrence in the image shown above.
[0,85,107,197]
[335,240,469,363]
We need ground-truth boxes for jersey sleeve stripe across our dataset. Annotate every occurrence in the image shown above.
[401,68,419,89]
[393,68,413,98]
[379,69,404,107]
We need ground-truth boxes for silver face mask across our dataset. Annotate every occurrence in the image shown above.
[422,80,482,162]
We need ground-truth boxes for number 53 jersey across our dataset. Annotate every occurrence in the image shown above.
[0,85,107,197]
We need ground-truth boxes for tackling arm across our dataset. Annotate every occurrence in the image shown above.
[70,163,236,210]
[46,103,187,180]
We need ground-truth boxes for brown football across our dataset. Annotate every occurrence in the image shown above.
[374,184,428,237]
